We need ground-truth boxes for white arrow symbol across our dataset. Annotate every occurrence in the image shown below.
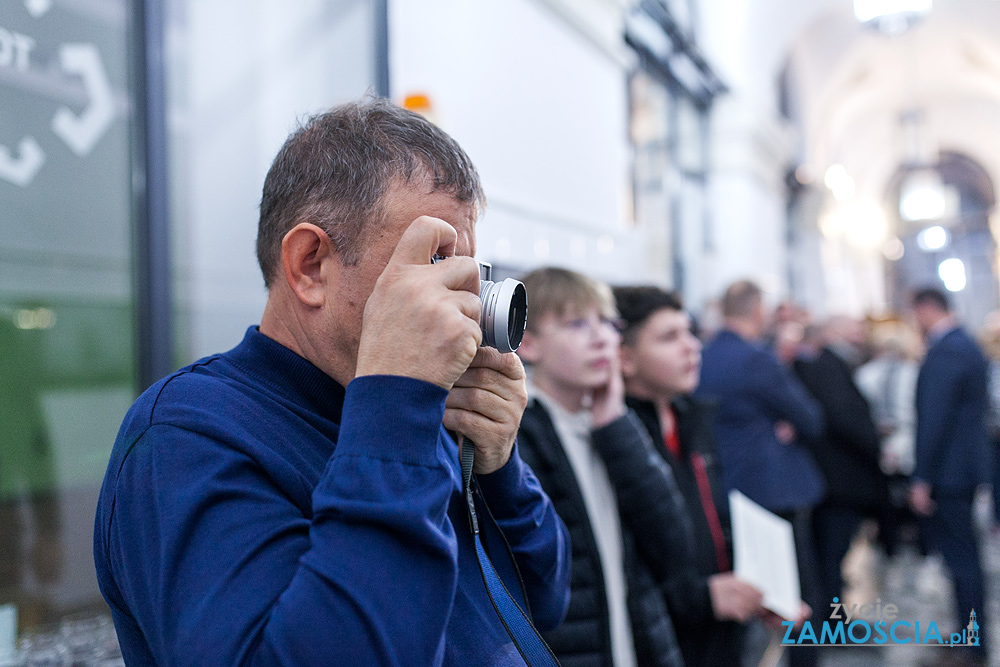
[0,136,46,187]
[51,43,116,157]
[24,0,53,18]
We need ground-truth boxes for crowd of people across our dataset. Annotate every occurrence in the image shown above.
[92,98,998,667]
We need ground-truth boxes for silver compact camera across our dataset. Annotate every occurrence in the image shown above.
[431,254,527,353]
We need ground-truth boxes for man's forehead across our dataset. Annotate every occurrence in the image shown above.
[385,180,478,224]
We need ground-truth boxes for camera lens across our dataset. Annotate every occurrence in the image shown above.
[431,255,527,353]
[507,283,527,346]
[480,278,528,353]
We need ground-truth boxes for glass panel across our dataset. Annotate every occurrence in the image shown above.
[165,0,382,363]
[676,95,704,174]
[0,0,135,633]
[629,70,672,230]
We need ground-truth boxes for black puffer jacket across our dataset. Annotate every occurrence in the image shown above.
[628,395,746,667]
[517,399,687,667]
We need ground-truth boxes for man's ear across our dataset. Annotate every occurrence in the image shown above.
[517,330,541,365]
[280,223,336,308]
[620,344,638,380]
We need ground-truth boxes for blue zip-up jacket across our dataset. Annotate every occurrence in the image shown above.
[93,327,571,666]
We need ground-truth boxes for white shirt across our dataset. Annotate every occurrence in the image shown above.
[529,384,637,667]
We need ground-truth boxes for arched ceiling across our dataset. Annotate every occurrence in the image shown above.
[784,1,1000,211]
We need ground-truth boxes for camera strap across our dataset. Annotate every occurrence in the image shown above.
[460,441,561,667]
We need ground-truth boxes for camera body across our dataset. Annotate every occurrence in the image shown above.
[431,255,527,353]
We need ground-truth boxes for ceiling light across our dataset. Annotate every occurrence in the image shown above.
[938,258,966,292]
[917,226,948,251]
[900,169,947,222]
[824,164,855,202]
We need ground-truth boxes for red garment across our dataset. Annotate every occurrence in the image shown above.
[691,453,730,573]
[662,407,730,573]
[663,420,682,461]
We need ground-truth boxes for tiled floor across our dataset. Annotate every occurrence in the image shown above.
[750,492,1000,667]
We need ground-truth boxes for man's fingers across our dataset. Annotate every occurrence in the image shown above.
[387,215,458,267]
[450,290,482,323]
[464,346,527,381]
[444,406,501,434]
[434,255,481,293]
[446,387,509,422]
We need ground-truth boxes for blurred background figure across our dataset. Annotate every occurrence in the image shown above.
[910,287,990,666]
[980,311,1000,530]
[615,285,766,667]
[695,279,825,667]
[857,319,925,562]
[792,315,889,609]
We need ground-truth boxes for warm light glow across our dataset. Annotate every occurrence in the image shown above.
[843,201,887,247]
[820,200,886,247]
[938,258,966,292]
[900,170,947,222]
[14,307,56,330]
[824,164,855,202]
[917,226,949,251]
[882,238,905,261]
[402,93,432,112]
[854,0,931,22]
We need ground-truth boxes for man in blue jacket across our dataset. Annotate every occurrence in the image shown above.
[910,287,989,664]
[695,280,824,667]
[93,98,571,666]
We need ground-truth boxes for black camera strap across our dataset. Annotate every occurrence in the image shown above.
[459,440,560,667]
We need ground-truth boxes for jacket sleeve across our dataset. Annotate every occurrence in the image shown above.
[755,353,824,442]
[590,411,715,626]
[476,442,572,631]
[104,375,461,667]
[914,348,964,483]
[795,356,881,463]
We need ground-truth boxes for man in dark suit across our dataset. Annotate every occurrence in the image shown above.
[910,288,990,664]
[696,280,825,667]
[793,316,889,607]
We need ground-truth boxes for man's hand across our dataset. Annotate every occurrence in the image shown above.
[775,420,797,445]
[591,351,627,429]
[356,216,482,390]
[909,480,936,516]
[708,573,765,623]
[445,348,527,474]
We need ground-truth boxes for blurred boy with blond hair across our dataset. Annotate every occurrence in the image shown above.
[516,267,702,667]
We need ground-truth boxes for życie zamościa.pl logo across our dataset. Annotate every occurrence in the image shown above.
[781,598,980,648]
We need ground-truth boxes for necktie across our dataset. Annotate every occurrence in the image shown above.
[460,441,561,667]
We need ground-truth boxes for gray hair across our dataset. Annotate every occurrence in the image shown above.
[256,97,486,288]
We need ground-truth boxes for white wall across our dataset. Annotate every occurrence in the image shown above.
[165,0,379,362]
[389,0,651,284]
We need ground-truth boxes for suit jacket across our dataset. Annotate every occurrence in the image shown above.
[695,329,826,512]
[793,347,889,507]
[915,327,991,492]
